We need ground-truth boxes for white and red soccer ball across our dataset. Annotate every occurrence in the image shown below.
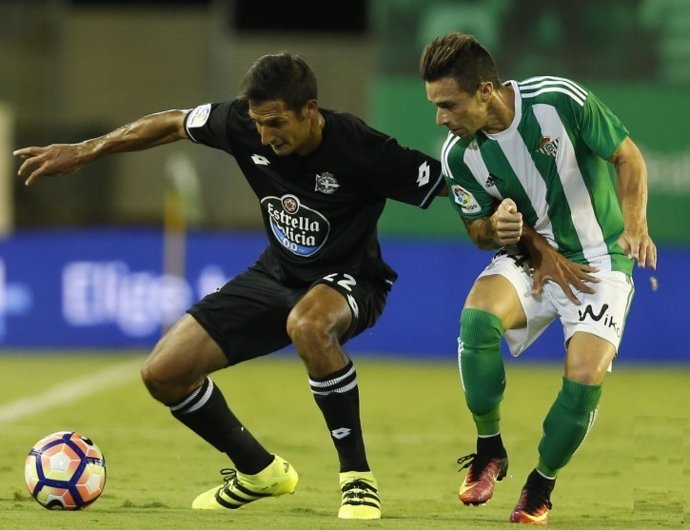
[25,431,107,510]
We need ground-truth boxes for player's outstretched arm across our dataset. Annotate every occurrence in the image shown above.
[611,136,657,270]
[14,109,189,186]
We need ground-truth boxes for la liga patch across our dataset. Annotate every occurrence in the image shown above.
[187,104,211,129]
[451,184,481,214]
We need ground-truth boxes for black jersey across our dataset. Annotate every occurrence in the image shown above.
[184,98,444,286]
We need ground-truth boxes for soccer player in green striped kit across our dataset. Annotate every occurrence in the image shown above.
[420,33,657,525]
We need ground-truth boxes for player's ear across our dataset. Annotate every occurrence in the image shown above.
[478,82,493,102]
[305,99,319,118]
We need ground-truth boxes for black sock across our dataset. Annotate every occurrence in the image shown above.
[310,361,369,472]
[477,433,506,457]
[169,377,272,474]
[526,468,556,503]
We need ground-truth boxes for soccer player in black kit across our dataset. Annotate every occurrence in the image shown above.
[14,52,444,519]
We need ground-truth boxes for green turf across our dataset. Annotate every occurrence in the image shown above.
[0,352,688,529]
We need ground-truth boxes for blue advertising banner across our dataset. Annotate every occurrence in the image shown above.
[0,230,264,348]
[0,230,686,362]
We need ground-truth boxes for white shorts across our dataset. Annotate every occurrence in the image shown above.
[477,251,635,357]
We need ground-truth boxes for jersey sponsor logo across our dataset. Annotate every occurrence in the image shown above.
[416,161,430,187]
[251,154,270,166]
[282,195,299,214]
[261,194,331,257]
[187,104,211,128]
[450,184,481,213]
[578,303,621,336]
[315,172,340,194]
[536,136,560,158]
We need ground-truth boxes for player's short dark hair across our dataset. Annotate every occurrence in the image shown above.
[419,32,501,93]
[240,52,318,111]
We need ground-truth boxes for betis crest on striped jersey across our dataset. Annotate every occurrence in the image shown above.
[536,136,560,158]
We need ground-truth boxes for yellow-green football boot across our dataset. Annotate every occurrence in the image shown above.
[192,455,298,510]
[337,471,381,519]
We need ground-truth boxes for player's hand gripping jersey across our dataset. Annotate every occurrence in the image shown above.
[442,77,633,275]
[185,98,444,286]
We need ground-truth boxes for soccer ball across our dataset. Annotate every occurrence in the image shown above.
[24,431,107,510]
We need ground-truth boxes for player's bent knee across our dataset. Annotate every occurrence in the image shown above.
[565,366,608,386]
[140,361,171,402]
[140,354,205,405]
[459,308,504,347]
[287,312,333,348]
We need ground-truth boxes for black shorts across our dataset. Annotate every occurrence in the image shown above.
[187,264,391,365]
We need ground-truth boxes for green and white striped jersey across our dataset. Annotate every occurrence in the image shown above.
[442,76,633,275]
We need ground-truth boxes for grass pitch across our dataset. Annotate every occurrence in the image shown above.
[0,351,688,529]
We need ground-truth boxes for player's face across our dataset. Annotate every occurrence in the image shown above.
[248,99,320,156]
[425,77,491,137]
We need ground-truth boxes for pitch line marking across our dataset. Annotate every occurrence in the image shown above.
[0,357,142,424]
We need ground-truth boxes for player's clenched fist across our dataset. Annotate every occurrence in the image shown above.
[492,198,523,246]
